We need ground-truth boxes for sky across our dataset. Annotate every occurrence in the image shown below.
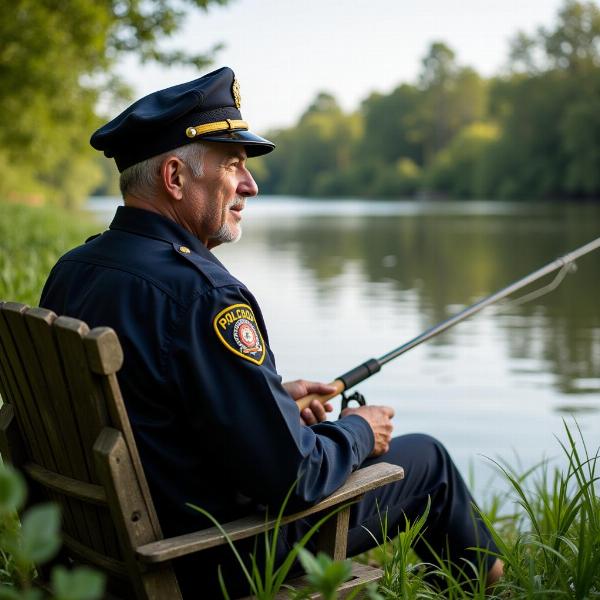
[116,0,568,132]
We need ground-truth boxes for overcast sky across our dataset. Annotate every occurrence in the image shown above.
[116,0,569,132]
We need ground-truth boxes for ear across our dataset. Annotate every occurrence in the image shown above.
[160,156,187,201]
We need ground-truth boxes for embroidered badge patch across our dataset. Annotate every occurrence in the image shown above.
[213,303,265,365]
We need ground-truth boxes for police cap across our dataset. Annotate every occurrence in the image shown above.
[90,67,275,172]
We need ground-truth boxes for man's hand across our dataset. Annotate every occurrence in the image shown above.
[283,380,335,425]
[340,405,395,457]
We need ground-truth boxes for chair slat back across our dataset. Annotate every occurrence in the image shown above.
[1,303,104,551]
[0,301,162,594]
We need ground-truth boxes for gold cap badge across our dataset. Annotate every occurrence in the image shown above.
[232,78,241,109]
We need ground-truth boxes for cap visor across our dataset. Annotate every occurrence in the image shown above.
[199,130,275,157]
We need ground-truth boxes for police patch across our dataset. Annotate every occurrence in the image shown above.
[213,303,265,365]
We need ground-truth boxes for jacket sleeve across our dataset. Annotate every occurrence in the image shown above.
[166,284,374,509]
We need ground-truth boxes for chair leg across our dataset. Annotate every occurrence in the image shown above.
[94,428,182,600]
[314,505,351,561]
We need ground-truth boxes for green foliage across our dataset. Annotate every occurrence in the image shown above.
[261,94,362,197]
[361,421,600,600]
[417,44,489,165]
[0,0,228,206]
[0,471,25,516]
[426,122,500,198]
[367,159,422,198]
[0,465,105,599]
[0,203,99,306]
[17,506,61,566]
[50,567,105,600]
[292,549,386,600]
[293,548,353,600]
[560,75,600,194]
[373,498,432,598]
[480,421,600,599]
[358,84,424,166]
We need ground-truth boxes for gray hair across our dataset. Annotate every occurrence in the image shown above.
[119,142,207,199]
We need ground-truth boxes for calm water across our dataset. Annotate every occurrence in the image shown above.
[88,196,600,498]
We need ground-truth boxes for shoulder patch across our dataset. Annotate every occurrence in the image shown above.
[213,303,266,365]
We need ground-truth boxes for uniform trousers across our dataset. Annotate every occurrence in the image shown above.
[177,433,498,598]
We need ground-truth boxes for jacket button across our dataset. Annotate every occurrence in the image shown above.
[179,246,191,254]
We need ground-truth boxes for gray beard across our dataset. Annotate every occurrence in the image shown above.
[211,196,245,244]
[213,221,242,244]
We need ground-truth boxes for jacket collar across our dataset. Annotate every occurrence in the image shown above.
[109,205,224,267]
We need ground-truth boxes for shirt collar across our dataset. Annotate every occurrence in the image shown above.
[109,205,223,267]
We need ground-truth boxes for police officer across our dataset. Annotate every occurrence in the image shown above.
[40,67,502,596]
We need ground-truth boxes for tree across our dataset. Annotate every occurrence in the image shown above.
[417,42,458,162]
[419,42,457,90]
[560,73,600,194]
[508,0,600,74]
[416,43,488,165]
[493,0,600,199]
[543,0,600,71]
[0,0,228,206]
[358,84,423,166]
[266,93,362,197]
[426,122,500,198]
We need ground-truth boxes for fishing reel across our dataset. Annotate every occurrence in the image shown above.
[340,389,367,411]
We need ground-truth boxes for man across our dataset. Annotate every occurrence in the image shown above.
[41,67,502,596]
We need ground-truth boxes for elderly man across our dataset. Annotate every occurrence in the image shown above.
[41,67,502,596]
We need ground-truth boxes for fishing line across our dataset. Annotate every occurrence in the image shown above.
[493,261,578,312]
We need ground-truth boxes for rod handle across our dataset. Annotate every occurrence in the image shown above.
[296,379,345,412]
[338,358,381,389]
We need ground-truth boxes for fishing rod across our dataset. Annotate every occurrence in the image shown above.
[296,236,600,412]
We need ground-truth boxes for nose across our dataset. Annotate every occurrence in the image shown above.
[238,165,259,198]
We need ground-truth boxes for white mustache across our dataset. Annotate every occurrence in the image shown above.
[228,197,246,210]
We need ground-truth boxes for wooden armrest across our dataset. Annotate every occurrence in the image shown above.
[136,462,404,564]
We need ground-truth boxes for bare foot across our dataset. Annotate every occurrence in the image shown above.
[486,558,504,588]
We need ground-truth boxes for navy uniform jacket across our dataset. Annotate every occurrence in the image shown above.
[40,206,374,540]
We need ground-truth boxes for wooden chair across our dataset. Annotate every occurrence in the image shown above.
[0,301,404,599]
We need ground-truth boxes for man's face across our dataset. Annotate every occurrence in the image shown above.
[182,143,258,248]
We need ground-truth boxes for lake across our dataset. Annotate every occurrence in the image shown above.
[88,196,600,499]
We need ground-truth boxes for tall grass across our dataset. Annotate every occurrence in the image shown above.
[366,497,432,599]
[480,422,600,599]
[0,202,98,305]
[369,420,600,600]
